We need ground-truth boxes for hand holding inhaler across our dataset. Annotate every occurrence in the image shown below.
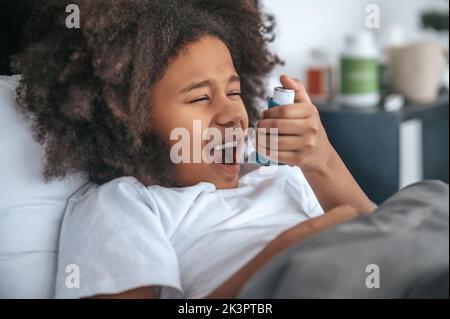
[256,75,334,174]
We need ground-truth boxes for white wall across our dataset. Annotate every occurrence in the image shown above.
[261,0,449,81]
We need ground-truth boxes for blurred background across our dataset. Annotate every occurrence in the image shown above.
[259,0,449,204]
[261,0,448,83]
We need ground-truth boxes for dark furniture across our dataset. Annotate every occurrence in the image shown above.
[318,94,449,204]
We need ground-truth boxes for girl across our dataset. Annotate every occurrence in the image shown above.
[14,0,374,298]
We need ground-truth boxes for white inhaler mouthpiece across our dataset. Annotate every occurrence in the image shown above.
[271,87,295,107]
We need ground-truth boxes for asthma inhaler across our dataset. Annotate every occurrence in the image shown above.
[269,87,296,108]
[256,87,296,165]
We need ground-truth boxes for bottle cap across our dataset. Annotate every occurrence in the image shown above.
[273,87,295,106]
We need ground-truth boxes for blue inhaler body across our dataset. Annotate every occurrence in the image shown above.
[256,87,295,166]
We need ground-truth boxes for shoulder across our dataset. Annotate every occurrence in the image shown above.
[67,176,152,213]
[62,176,159,234]
[56,176,183,298]
[69,176,145,203]
[58,176,174,261]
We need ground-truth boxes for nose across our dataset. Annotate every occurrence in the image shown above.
[212,100,244,129]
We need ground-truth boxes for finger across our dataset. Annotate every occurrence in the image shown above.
[257,135,300,151]
[257,135,317,152]
[261,103,315,119]
[280,74,312,104]
[254,146,299,165]
[257,118,315,135]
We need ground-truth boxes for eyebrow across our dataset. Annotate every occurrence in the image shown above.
[178,75,241,94]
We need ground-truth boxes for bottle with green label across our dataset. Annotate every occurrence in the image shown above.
[340,31,380,108]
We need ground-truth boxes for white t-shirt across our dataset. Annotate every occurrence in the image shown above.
[55,165,323,299]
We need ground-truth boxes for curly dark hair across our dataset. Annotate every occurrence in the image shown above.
[13,0,281,186]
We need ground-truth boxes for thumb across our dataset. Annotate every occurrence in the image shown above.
[280,74,311,104]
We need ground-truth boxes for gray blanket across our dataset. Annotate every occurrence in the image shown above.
[238,180,449,299]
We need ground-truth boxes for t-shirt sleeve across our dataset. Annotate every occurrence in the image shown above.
[285,166,324,218]
[55,177,182,299]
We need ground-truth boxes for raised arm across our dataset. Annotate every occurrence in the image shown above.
[257,75,374,213]
[302,148,374,213]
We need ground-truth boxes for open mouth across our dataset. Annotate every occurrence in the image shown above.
[210,140,240,165]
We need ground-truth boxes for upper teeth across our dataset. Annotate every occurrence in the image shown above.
[214,141,238,151]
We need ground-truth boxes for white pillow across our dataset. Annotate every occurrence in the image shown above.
[0,75,87,298]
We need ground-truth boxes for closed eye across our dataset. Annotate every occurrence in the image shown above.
[189,96,210,104]
[189,92,241,104]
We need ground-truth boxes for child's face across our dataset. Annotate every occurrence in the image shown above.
[150,36,249,189]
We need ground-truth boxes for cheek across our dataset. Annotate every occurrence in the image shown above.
[149,99,185,139]
[150,106,210,152]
